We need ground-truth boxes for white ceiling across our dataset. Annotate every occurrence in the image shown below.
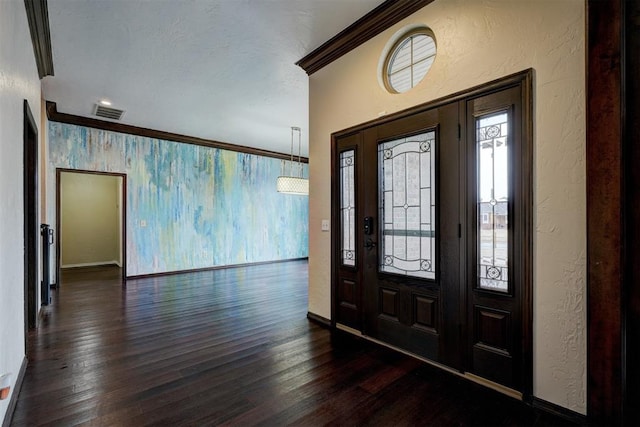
[43,0,385,157]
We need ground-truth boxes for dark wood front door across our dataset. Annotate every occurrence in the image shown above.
[332,71,532,395]
[362,103,462,368]
[334,102,461,367]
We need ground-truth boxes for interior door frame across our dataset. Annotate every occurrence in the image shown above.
[55,168,128,285]
[331,69,533,397]
[23,100,38,349]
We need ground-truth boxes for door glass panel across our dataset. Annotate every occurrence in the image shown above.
[379,131,436,279]
[477,112,509,292]
[340,150,356,266]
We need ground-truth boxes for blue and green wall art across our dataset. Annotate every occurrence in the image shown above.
[48,122,309,276]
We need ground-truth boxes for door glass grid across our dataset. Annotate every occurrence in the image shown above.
[340,150,356,266]
[477,112,509,292]
[379,131,436,279]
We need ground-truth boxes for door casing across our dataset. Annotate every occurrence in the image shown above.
[331,69,533,398]
[56,168,128,285]
[23,100,38,351]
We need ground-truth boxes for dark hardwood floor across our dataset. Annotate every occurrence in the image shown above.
[11,261,575,426]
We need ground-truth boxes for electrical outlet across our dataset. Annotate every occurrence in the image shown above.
[140,220,147,227]
[321,220,330,231]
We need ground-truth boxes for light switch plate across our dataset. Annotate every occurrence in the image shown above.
[321,219,330,231]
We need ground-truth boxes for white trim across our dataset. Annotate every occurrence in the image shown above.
[61,260,121,269]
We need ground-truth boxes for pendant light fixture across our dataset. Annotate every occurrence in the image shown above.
[276,126,308,195]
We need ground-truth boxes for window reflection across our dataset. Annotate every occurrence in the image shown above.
[477,113,509,292]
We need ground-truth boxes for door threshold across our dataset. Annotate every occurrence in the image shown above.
[335,322,523,401]
[335,323,363,336]
[336,323,462,377]
[463,372,522,400]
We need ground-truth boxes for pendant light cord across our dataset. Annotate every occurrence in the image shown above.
[295,127,302,178]
[289,127,295,176]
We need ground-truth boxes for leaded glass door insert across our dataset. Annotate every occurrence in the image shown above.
[476,112,509,292]
[340,150,356,266]
[379,131,436,279]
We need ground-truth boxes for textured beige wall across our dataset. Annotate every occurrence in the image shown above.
[61,173,122,267]
[0,0,43,420]
[308,0,586,414]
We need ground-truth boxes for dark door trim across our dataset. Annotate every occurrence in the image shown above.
[55,168,128,285]
[624,1,640,424]
[587,0,640,424]
[585,0,628,423]
[23,100,38,348]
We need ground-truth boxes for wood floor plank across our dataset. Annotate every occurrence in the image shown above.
[10,261,577,426]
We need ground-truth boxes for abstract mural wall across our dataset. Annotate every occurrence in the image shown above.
[48,122,309,276]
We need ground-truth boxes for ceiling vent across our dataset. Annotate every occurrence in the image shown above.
[94,104,125,120]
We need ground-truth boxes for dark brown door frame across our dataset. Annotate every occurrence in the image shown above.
[587,0,639,424]
[624,1,640,424]
[55,168,128,285]
[23,100,38,348]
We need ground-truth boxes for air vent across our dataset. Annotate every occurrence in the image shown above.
[94,104,125,120]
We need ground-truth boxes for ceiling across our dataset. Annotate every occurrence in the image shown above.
[42,0,385,157]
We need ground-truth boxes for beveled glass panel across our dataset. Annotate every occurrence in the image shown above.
[477,112,509,292]
[379,131,436,279]
[340,150,356,266]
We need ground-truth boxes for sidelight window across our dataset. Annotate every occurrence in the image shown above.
[378,131,436,279]
[476,112,509,292]
[340,150,356,266]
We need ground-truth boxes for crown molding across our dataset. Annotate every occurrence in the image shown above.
[46,102,308,163]
[296,0,434,75]
[24,0,54,78]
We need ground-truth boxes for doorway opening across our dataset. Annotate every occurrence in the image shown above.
[56,169,127,286]
[23,100,38,352]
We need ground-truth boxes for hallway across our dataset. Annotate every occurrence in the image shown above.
[11,261,574,426]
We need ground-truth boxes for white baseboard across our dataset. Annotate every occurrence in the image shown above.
[2,357,27,427]
[61,260,121,269]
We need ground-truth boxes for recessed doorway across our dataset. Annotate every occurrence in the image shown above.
[56,169,127,286]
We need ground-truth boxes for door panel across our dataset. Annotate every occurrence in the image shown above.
[466,85,523,389]
[334,133,363,330]
[362,104,461,367]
